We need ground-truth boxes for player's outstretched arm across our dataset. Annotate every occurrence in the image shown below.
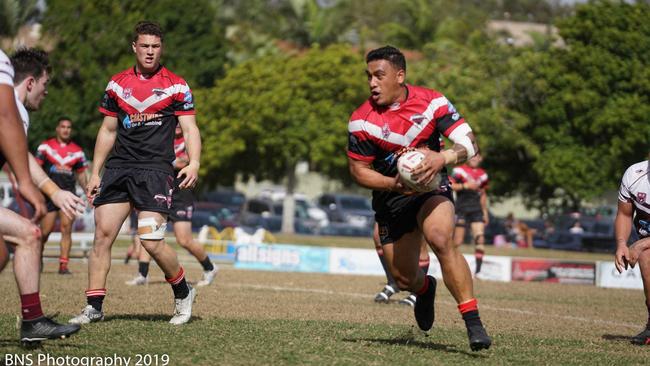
[0,84,46,221]
[614,200,634,273]
[28,153,84,219]
[87,116,118,202]
[177,115,201,189]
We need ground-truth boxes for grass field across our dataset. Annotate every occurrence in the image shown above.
[1,257,649,365]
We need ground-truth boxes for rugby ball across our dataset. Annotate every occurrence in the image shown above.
[397,150,441,192]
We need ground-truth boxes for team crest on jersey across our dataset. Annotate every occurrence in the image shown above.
[409,114,428,126]
[639,192,646,203]
[122,88,132,99]
[382,123,391,139]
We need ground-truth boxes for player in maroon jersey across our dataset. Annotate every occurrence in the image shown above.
[347,46,490,351]
[450,154,489,276]
[126,123,217,287]
[70,21,201,326]
[35,117,89,274]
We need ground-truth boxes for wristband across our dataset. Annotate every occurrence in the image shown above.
[38,178,60,198]
[441,149,458,165]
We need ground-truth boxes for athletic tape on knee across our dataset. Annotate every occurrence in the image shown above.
[138,217,166,240]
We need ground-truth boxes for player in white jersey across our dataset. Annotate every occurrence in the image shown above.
[0,48,81,346]
[615,159,650,345]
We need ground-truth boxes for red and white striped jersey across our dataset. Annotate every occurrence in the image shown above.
[35,138,88,191]
[99,66,195,173]
[173,135,188,169]
[618,160,650,238]
[347,84,470,214]
[450,164,488,211]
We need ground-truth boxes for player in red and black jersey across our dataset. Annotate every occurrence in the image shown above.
[126,124,217,287]
[35,117,89,274]
[450,154,489,276]
[348,46,490,351]
[70,22,202,326]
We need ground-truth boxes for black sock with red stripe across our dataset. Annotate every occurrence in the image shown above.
[59,257,69,271]
[86,289,106,312]
[166,267,189,299]
[459,298,483,328]
[20,292,44,320]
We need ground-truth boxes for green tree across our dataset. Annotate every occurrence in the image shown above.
[196,45,367,232]
[0,0,40,38]
[508,0,650,210]
[29,0,226,153]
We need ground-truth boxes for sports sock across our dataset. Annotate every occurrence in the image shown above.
[59,257,69,271]
[458,298,483,328]
[377,247,398,288]
[86,289,106,312]
[199,256,214,272]
[138,261,150,278]
[20,292,44,320]
[475,249,485,274]
[166,267,190,299]
[419,254,430,275]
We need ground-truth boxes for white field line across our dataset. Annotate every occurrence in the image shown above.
[224,283,641,330]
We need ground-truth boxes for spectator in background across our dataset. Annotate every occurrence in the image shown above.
[505,212,535,248]
[569,221,584,235]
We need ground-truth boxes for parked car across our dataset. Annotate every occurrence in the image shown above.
[317,193,374,228]
[239,197,319,234]
[320,222,373,237]
[201,189,246,217]
[258,190,329,228]
[191,201,237,232]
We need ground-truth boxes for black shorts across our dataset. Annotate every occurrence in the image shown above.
[93,167,174,215]
[455,208,484,226]
[376,189,453,245]
[168,188,194,223]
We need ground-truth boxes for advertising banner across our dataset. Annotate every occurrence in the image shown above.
[328,248,385,276]
[511,259,595,284]
[204,240,236,263]
[596,261,644,290]
[234,244,330,273]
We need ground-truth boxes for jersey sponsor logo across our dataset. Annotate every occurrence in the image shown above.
[176,209,187,218]
[154,193,172,209]
[152,88,167,98]
[122,113,164,129]
[639,192,646,204]
[182,90,193,110]
[447,101,457,114]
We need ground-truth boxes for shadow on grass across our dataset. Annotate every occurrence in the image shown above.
[342,336,487,358]
[104,314,204,322]
[602,334,632,342]
[0,338,84,350]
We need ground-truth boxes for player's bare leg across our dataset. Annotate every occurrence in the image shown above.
[138,211,195,325]
[58,211,74,274]
[39,210,57,272]
[0,237,8,272]
[453,222,466,247]
[632,249,650,345]
[1,207,80,343]
[174,221,217,286]
[125,236,150,285]
[70,202,131,324]
[471,221,486,275]
[418,195,491,351]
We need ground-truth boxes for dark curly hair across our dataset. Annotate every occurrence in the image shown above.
[10,48,51,84]
[366,46,406,72]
